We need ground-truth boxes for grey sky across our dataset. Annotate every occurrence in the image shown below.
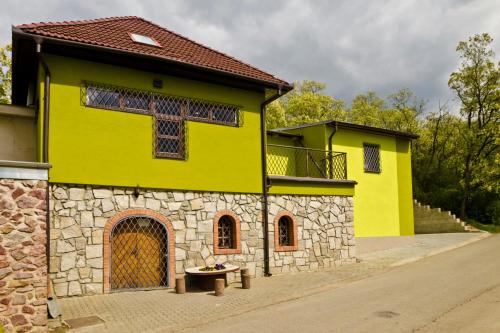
[1,0,499,112]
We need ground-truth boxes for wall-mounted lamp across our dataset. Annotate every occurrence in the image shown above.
[153,79,163,89]
[133,185,141,198]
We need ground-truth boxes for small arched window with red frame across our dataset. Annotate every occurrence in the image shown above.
[213,210,241,255]
[274,211,298,252]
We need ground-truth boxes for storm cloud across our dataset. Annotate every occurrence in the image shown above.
[1,0,499,111]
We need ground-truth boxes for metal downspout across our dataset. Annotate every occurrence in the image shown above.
[36,42,51,277]
[260,87,283,277]
[36,42,51,163]
[328,122,338,179]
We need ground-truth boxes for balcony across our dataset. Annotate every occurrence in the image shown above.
[267,144,347,180]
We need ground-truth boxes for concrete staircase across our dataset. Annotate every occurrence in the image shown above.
[414,200,478,234]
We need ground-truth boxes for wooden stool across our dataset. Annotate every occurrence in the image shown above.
[241,274,251,289]
[175,277,186,294]
[240,268,249,281]
[214,278,225,296]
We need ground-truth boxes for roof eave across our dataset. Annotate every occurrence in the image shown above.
[13,27,294,92]
[266,130,303,139]
[327,121,419,140]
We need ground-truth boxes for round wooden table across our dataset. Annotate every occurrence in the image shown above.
[185,264,240,291]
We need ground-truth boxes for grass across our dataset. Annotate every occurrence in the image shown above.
[470,221,500,233]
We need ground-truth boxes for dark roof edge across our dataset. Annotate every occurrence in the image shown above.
[266,130,303,139]
[12,27,294,92]
[273,120,419,139]
[272,120,332,132]
[330,121,419,139]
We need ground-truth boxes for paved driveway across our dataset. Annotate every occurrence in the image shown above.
[185,234,500,333]
[53,232,489,332]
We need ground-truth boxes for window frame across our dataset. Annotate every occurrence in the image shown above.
[278,216,293,247]
[363,143,381,173]
[185,100,239,127]
[274,211,298,252]
[83,82,240,126]
[217,215,235,249]
[213,210,241,255]
[153,114,185,159]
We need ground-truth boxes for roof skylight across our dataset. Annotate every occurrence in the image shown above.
[130,33,161,47]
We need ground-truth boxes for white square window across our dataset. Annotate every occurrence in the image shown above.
[130,33,161,47]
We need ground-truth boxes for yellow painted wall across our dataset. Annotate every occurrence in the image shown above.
[333,128,401,237]
[280,123,415,237]
[40,55,265,193]
[267,135,298,177]
[298,125,326,150]
[396,138,415,235]
[268,180,354,196]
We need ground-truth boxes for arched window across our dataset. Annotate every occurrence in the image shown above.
[278,216,293,246]
[218,215,235,249]
[274,211,298,252]
[213,210,241,255]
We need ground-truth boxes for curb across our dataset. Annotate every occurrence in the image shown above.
[390,232,491,267]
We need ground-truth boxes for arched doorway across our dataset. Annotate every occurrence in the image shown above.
[103,209,175,293]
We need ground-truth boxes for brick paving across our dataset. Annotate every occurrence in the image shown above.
[52,232,488,333]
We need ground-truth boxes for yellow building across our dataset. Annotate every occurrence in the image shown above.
[267,120,418,237]
[3,16,416,303]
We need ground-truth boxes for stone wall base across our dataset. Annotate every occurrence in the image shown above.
[50,184,355,297]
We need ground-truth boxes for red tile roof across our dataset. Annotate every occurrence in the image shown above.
[17,16,290,87]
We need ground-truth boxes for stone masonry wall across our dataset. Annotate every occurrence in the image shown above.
[49,185,263,297]
[50,184,355,297]
[0,179,48,332]
[268,195,355,274]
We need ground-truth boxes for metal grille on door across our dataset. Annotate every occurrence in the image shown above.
[111,216,169,291]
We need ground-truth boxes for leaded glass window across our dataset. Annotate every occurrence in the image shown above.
[154,117,185,159]
[363,143,381,173]
[86,86,120,109]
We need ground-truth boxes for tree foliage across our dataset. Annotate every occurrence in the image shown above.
[412,105,465,216]
[347,88,425,133]
[266,80,346,127]
[0,44,12,104]
[348,91,386,127]
[448,33,499,218]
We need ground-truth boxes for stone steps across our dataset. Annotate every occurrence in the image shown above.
[413,200,478,234]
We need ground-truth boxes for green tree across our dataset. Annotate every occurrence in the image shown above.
[265,80,346,128]
[412,104,464,212]
[348,91,385,127]
[0,44,12,104]
[384,88,425,133]
[448,33,499,219]
[347,88,424,133]
[265,100,287,129]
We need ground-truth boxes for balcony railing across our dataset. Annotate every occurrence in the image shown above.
[267,144,347,180]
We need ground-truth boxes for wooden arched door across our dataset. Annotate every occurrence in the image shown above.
[110,216,169,291]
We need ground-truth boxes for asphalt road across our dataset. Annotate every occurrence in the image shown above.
[186,234,500,333]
